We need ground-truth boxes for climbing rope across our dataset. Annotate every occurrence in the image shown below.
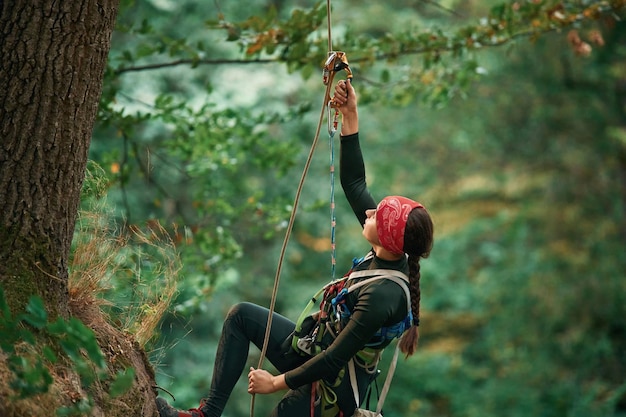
[250,1,351,415]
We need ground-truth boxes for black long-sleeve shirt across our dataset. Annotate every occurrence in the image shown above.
[284,133,409,389]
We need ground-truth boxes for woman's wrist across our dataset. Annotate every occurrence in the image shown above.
[272,374,288,392]
[340,111,358,136]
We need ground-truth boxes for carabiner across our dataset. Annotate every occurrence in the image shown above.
[323,51,352,136]
[322,51,353,108]
[328,100,339,137]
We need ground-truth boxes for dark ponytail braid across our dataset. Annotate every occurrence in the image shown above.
[398,206,433,357]
[398,255,421,356]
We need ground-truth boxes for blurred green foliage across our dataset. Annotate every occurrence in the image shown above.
[0,287,134,415]
[86,0,625,416]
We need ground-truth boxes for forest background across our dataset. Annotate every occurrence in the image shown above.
[2,0,625,416]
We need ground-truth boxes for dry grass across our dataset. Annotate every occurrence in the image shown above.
[0,195,181,416]
[69,211,180,348]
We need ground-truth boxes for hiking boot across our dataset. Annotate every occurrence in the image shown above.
[156,397,207,417]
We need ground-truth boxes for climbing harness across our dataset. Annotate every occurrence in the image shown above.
[291,252,411,358]
[288,251,412,417]
[291,268,411,357]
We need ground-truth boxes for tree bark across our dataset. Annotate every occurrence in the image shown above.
[0,1,119,317]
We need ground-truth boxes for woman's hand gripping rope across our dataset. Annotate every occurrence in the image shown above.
[333,79,359,136]
[333,79,357,113]
[324,51,353,136]
[247,367,288,395]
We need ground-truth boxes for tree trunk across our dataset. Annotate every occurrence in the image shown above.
[0,3,160,416]
[0,0,119,317]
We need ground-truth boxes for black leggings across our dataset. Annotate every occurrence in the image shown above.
[201,302,370,417]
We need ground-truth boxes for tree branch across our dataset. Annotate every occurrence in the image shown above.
[114,58,275,75]
[111,2,623,76]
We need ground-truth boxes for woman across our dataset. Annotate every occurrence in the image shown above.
[156,80,434,417]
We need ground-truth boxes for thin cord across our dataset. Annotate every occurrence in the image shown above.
[250,2,335,415]
[250,81,335,417]
[327,0,332,52]
[326,0,336,279]
[329,121,337,279]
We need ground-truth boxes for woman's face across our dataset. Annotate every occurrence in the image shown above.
[363,209,380,245]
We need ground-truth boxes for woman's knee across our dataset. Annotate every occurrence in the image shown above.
[224,302,266,329]
[226,301,249,318]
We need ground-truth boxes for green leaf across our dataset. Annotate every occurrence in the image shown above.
[381,68,391,83]
[8,355,53,398]
[56,398,93,416]
[24,296,48,329]
[109,368,136,398]
[47,317,106,370]
[42,346,58,363]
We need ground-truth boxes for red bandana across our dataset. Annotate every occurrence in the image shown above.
[376,196,424,255]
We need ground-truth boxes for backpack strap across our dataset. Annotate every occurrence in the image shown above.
[347,271,412,413]
[347,268,409,284]
[348,343,402,414]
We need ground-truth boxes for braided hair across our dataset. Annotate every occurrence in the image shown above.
[398,206,433,357]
